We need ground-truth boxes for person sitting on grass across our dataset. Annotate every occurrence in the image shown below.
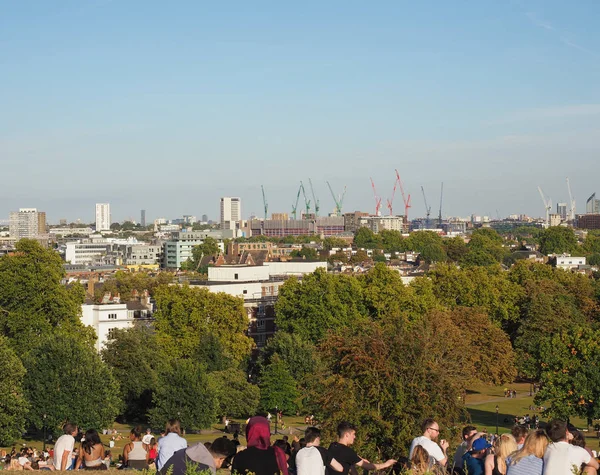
[158,437,236,475]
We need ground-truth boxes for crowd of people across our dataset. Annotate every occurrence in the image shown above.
[2,416,600,474]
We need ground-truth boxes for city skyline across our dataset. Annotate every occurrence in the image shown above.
[2,1,600,221]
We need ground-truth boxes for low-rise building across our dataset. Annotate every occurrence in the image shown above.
[189,261,326,348]
[553,255,586,271]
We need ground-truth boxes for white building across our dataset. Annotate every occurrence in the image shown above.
[66,240,111,265]
[220,197,241,229]
[359,215,407,233]
[95,203,111,231]
[9,208,46,239]
[555,255,586,270]
[81,303,135,352]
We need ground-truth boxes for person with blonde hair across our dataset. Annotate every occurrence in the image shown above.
[485,433,517,475]
[506,429,548,475]
[411,445,441,474]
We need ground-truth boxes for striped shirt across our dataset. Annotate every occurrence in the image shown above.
[506,454,543,475]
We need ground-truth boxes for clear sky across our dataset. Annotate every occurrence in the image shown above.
[1,0,599,223]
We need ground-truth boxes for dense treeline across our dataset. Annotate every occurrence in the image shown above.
[1,234,599,461]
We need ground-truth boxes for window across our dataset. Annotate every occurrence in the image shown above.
[107,328,117,339]
[107,313,118,320]
[234,273,239,280]
[243,289,248,295]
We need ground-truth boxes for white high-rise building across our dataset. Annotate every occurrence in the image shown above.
[9,208,44,239]
[95,203,111,231]
[220,197,241,229]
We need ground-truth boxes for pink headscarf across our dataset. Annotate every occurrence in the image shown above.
[246,416,289,475]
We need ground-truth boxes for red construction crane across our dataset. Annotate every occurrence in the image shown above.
[370,177,382,216]
[386,175,398,216]
[395,169,411,220]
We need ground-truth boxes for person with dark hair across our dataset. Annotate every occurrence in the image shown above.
[327,421,396,475]
[453,425,478,471]
[296,427,343,475]
[53,423,78,471]
[462,436,492,475]
[123,426,149,470]
[158,437,235,475]
[543,419,599,475]
[409,419,449,468]
[511,425,528,450]
[75,429,106,470]
[231,416,289,475]
[156,420,187,471]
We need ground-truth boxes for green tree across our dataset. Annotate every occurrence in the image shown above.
[23,331,121,434]
[379,229,405,253]
[447,307,516,384]
[209,369,260,419]
[260,332,320,382]
[101,325,161,422]
[354,227,382,250]
[403,231,447,263]
[259,355,299,414]
[323,237,348,251]
[513,278,589,379]
[290,246,319,260]
[461,228,508,267]
[0,240,86,349]
[0,336,29,445]
[359,263,424,321]
[149,360,217,430]
[153,285,254,362]
[539,226,578,255]
[275,269,368,343]
[535,327,600,420]
[444,236,468,262]
[429,264,523,325]
[181,238,220,271]
[308,317,470,460]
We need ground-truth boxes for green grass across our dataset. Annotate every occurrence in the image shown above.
[465,382,595,445]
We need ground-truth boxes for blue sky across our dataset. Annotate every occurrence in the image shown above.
[1,0,599,222]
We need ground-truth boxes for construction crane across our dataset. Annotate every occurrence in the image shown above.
[386,176,398,216]
[291,184,302,220]
[438,182,444,227]
[538,186,552,227]
[421,186,431,228]
[261,185,268,221]
[395,169,411,221]
[326,181,346,217]
[300,181,311,217]
[309,179,320,217]
[566,177,576,221]
[370,178,383,216]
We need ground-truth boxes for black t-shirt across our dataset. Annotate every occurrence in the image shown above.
[231,446,281,475]
[327,442,361,475]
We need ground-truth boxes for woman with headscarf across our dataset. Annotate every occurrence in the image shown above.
[231,416,289,475]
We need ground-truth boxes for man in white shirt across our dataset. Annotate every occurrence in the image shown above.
[53,423,78,471]
[409,418,449,468]
[296,427,344,475]
[543,419,599,475]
